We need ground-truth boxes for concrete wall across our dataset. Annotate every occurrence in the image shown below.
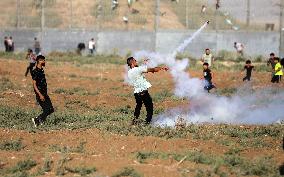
[0,29,281,58]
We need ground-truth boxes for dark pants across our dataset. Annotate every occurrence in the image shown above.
[89,49,94,54]
[35,48,40,55]
[243,75,251,81]
[204,81,216,93]
[25,63,35,76]
[134,90,153,124]
[36,94,54,123]
[271,75,282,83]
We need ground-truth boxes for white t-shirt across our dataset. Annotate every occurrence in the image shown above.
[88,41,95,49]
[29,54,36,64]
[128,65,152,93]
[202,53,213,67]
[236,43,243,51]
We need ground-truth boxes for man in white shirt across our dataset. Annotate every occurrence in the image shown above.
[127,57,168,125]
[88,38,96,55]
[234,42,244,56]
[201,48,214,67]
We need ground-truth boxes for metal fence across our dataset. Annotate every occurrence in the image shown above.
[0,0,283,31]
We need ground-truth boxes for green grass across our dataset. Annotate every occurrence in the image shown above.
[112,167,142,177]
[0,51,124,65]
[134,150,280,176]
[49,142,86,153]
[54,87,100,96]
[0,105,282,143]
[0,159,38,176]
[0,139,24,151]
[65,166,97,176]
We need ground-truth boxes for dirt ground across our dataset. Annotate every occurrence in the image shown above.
[0,58,283,177]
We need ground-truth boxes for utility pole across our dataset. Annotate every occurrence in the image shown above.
[70,0,73,29]
[41,0,45,47]
[154,0,160,32]
[246,0,250,27]
[185,0,189,29]
[41,0,45,31]
[280,0,284,57]
[16,0,20,28]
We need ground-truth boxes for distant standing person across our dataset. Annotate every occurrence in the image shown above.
[201,48,214,67]
[4,36,8,52]
[88,38,96,55]
[31,55,54,127]
[7,36,14,52]
[234,42,244,56]
[271,57,283,83]
[242,60,255,81]
[34,37,41,55]
[25,49,37,77]
[267,52,276,78]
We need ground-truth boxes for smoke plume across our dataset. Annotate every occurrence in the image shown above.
[129,22,284,126]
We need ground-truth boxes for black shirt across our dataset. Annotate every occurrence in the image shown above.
[203,68,212,82]
[244,65,254,76]
[32,67,47,95]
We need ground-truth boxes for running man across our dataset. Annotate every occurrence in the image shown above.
[25,49,36,77]
[242,60,255,81]
[202,62,216,93]
[31,55,54,127]
[267,53,276,79]
[271,57,283,83]
[127,57,168,125]
[234,42,244,56]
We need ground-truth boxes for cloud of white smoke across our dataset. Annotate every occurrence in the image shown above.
[128,22,284,126]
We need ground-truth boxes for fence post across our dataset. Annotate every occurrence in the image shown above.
[16,0,20,28]
[69,0,73,29]
[185,0,189,29]
[280,0,284,57]
[41,0,45,31]
[154,0,160,32]
[246,0,250,27]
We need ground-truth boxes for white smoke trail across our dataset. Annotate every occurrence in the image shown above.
[129,22,284,126]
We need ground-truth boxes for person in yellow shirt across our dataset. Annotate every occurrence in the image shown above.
[271,57,283,83]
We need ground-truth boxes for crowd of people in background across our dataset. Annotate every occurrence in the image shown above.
[200,46,283,93]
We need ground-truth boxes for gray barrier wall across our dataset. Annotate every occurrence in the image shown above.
[0,29,281,58]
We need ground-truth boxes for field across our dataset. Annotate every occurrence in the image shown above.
[0,52,283,177]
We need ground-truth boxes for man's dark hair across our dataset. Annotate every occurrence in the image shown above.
[270,52,275,56]
[205,48,210,51]
[28,49,33,53]
[245,60,251,64]
[274,57,280,62]
[127,57,134,67]
[203,62,209,66]
[36,55,45,62]
[34,37,37,40]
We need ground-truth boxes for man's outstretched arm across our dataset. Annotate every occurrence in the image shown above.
[145,66,169,73]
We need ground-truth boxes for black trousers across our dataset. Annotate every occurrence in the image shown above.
[243,75,251,81]
[36,94,54,123]
[204,81,216,93]
[25,63,35,76]
[271,75,282,83]
[134,90,153,124]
